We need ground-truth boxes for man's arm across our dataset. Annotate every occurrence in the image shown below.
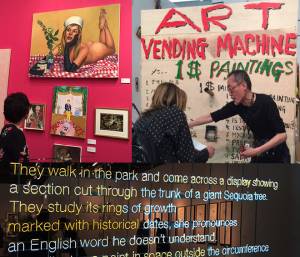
[240,132,287,158]
[189,102,238,128]
[188,114,213,128]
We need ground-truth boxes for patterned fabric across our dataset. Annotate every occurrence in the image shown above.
[29,54,119,78]
[0,124,29,164]
[133,106,209,163]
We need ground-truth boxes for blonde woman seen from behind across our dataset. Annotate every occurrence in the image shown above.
[133,82,215,163]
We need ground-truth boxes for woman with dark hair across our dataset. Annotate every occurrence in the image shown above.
[133,82,214,163]
[0,92,30,165]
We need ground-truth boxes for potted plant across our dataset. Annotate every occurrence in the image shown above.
[37,20,59,70]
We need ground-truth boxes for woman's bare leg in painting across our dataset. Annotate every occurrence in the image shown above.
[99,9,115,53]
[85,9,116,64]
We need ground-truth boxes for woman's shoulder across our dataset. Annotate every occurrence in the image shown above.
[167,105,182,111]
[147,106,185,119]
[166,105,186,118]
[140,106,185,119]
[153,106,187,128]
[159,105,184,114]
[1,124,24,141]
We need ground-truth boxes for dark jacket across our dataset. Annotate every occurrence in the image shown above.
[133,106,209,163]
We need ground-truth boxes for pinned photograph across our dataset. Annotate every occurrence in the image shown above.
[95,108,129,139]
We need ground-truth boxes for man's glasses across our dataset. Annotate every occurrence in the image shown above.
[227,81,242,92]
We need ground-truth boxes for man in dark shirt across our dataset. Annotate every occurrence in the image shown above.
[0,93,30,166]
[189,70,290,163]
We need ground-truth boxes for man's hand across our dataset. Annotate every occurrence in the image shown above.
[207,145,215,158]
[240,147,260,158]
[188,119,195,128]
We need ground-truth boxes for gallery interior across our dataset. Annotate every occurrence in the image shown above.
[0,163,299,256]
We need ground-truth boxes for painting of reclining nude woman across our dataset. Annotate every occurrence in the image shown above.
[29,4,119,78]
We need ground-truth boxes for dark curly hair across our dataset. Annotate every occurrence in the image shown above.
[4,92,30,123]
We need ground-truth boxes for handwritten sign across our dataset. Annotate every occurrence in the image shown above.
[141,0,298,163]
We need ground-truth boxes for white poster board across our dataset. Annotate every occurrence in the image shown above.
[141,0,298,163]
[0,49,11,128]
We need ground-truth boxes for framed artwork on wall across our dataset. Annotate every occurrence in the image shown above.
[184,206,191,235]
[28,4,120,78]
[208,203,218,244]
[219,201,232,246]
[176,206,185,236]
[51,86,87,139]
[53,144,81,162]
[24,104,46,131]
[5,213,18,238]
[194,204,206,238]
[95,108,129,139]
[205,125,217,142]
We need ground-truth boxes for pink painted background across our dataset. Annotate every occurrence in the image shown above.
[0,0,132,162]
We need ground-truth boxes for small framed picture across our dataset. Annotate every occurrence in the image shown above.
[95,108,129,139]
[24,104,46,131]
[53,144,82,162]
[176,206,185,236]
[219,201,232,246]
[205,125,217,142]
[194,204,206,238]
[6,213,18,238]
[6,213,18,223]
[208,203,218,244]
